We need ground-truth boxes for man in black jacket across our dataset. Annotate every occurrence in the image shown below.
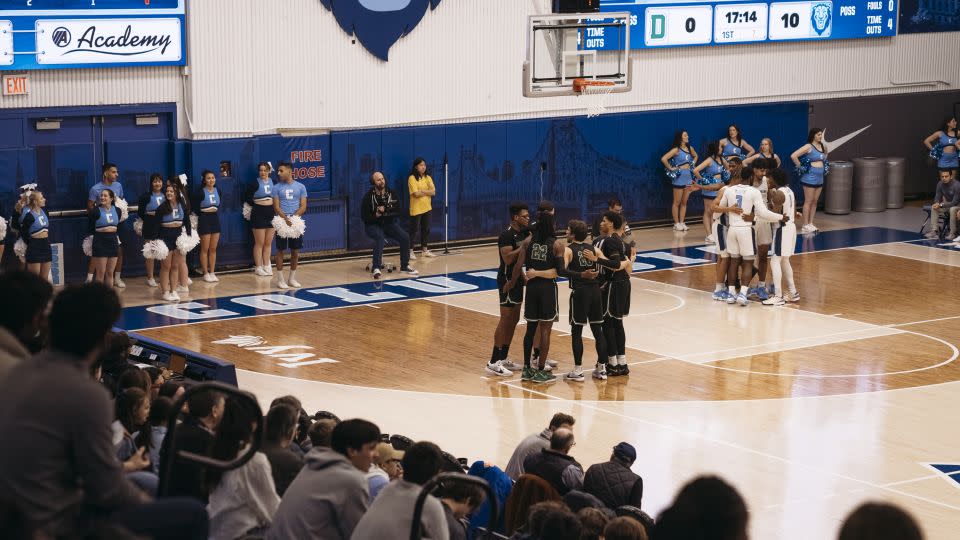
[583,442,643,510]
[361,171,418,279]
[522,428,584,495]
[161,388,224,502]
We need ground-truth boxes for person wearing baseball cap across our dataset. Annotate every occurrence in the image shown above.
[582,442,644,510]
[367,442,404,501]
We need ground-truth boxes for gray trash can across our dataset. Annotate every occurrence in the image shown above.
[824,161,854,214]
[886,157,906,209]
[853,157,888,212]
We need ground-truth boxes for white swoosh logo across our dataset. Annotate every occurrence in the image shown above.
[822,125,871,152]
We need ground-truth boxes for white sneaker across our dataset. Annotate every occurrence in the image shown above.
[785,291,801,303]
[289,278,302,288]
[256,266,269,276]
[423,249,437,258]
[563,370,585,382]
[593,363,608,380]
[809,224,818,232]
[953,234,960,242]
[266,266,274,276]
[209,273,219,282]
[373,268,382,279]
[800,224,814,234]
[114,277,126,288]
[277,278,289,289]
[502,360,522,371]
[176,285,189,294]
[673,223,682,231]
[186,278,193,286]
[409,251,417,261]
[162,291,175,302]
[680,223,689,231]
[762,295,785,306]
[705,234,716,244]
[203,273,216,283]
[541,363,553,372]
[485,361,513,377]
[546,359,558,368]
[146,278,159,288]
[401,267,419,276]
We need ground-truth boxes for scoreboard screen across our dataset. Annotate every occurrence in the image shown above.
[589,0,897,49]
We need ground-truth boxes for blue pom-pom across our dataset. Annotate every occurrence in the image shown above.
[823,160,831,175]
[720,169,731,183]
[665,168,680,180]
[930,144,944,160]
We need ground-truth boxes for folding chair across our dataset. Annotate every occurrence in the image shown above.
[920,205,949,240]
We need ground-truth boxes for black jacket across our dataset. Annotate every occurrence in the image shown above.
[361,187,401,225]
[583,459,644,510]
[522,449,584,496]
[160,416,214,502]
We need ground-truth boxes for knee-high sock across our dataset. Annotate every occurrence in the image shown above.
[523,323,538,368]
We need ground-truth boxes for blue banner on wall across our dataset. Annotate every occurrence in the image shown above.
[0,0,186,71]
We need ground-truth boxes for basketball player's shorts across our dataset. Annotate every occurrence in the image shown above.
[754,220,773,246]
[726,226,756,258]
[524,278,559,322]
[603,279,631,319]
[569,284,604,326]
[773,222,797,257]
[712,220,728,258]
[497,275,524,307]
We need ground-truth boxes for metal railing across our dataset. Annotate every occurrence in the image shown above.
[410,472,499,540]
[157,381,262,497]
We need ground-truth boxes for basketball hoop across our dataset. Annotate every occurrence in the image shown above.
[573,78,617,118]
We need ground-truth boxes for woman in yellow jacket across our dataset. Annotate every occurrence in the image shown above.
[407,157,436,259]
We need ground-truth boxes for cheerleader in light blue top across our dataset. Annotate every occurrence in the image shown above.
[923,116,958,173]
[137,173,166,287]
[20,190,51,280]
[86,162,126,287]
[194,170,222,283]
[718,124,756,161]
[661,130,699,231]
[89,188,123,287]
[693,141,728,244]
[791,128,829,234]
[246,162,277,277]
[743,137,782,169]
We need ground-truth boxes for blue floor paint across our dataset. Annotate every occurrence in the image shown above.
[117,226,923,331]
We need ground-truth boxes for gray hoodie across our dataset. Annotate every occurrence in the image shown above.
[267,447,369,540]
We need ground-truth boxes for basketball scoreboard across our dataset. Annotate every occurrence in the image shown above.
[586,0,897,49]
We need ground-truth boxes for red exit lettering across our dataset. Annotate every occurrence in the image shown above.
[3,76,29,96]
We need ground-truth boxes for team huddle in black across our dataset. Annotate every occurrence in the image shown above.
[486,199,636,383]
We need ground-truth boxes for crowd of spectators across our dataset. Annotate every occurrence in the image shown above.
[0,271,930,539]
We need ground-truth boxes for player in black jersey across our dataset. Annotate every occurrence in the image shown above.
[485,203,530,377]
[521,201,559,372]
[560,220,608,382]
[590,211,634,376]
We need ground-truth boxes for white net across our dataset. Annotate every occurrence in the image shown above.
[577,83,616,118]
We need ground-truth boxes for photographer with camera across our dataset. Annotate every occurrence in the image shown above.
[361,171,419,279]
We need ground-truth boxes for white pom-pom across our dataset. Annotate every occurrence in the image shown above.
[242,203,252,221]
[272,215,306,239]
[176,227,200,255]
[0,216,6,239]
[132,217,143,237]
[82,235,93,257]
[115,198,129,222]
[142,239,169,260]
[14,238,26,262]
[189,213,199,231]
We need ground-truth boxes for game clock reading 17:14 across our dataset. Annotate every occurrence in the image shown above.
[599,0,897,49]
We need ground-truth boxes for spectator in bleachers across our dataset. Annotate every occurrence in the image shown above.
[504,475,562,536]
[99,331,134,396]
[653,475,748,540]
[116,366,151,395]
[604,516,648,540]
[270,395,308,457]
[268,418,380,540]
[508,500,565,540]
[563,490,611,516]
[352,440,450,540]
[367,441,405,500]
[577,507,610,540]
[262,403,304,496]
[837,502,923,540]
[505,412,576,480]
[144,366,164,399]
[538,504,583,540]
[149,396,173,475]
[0,283,208,539]
[159,380,185,402]
[439,480,486,540]
[115,387,158,494]
[615,506,654,535]
[162,388,225,502]
[0,270,52,378]
[467,461,513,536]
[308,417,338,448]
[522,428,584,496]
[207,396,281,540]
[583,442,644,510]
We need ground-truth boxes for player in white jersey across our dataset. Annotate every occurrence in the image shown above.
[717,166,788,306]
[748,158,774,301]
[709,161,744,301]
[763,169,801,305]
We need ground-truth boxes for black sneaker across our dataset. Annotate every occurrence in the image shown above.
[620,364,630,376]
[609,364,624,376]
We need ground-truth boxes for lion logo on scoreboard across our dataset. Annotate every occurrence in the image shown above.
[319,0,442,61]
[811,2,833,36]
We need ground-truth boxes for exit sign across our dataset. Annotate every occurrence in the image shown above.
[2,74,29,96]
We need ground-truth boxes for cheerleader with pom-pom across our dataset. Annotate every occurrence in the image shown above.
[169,175,195,293]
[88,189,124,287]
[19,190,52,281]
[192,170,222,283]
[923,116,958,175]
[693,141,728,244]
[719,124,756,161]
[85,163,126,287]
[156,184,193,302]
[791,128,829,234]
[660,130,699,232]
[137,173,166,287]
[245,162,276,277]
[272,162,307,289]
